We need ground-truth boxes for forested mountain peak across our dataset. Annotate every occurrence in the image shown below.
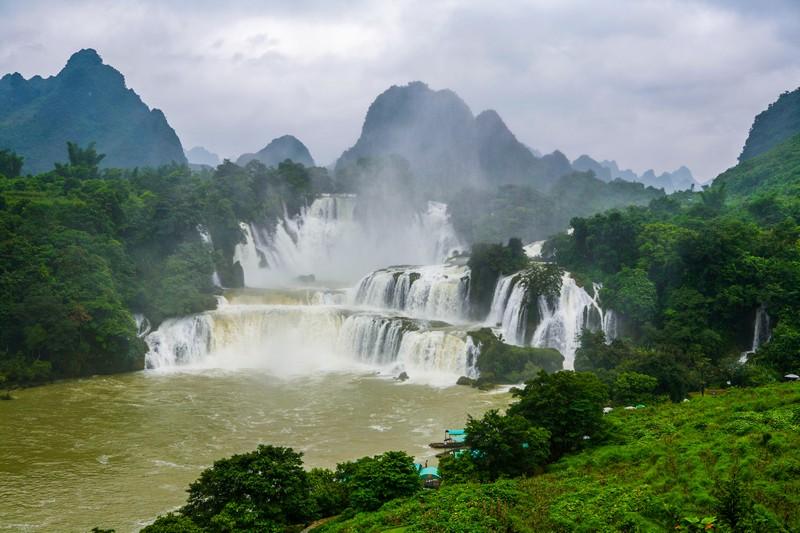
[236,134,315,167]
[0,48,186,173]
[739,87,800,162]
[336,82,574,193]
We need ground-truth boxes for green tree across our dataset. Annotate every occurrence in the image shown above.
[0,149,23,178]
[141,513,203,532]
[308,467,349,518]
[509,370,608,458]
[336,451,421,512]
[67,141,105,168]
[602,267,657,325]
[181,445,313,530]
[464,410,550,480]
[612,371,658,405]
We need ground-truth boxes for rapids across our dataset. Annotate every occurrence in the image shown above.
[233,195,463,286]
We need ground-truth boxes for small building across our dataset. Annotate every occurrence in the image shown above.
[419,466,441,489]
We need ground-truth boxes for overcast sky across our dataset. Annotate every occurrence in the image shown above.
[1,0,799,181]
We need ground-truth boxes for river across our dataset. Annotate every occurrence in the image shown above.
[0,370,509,532]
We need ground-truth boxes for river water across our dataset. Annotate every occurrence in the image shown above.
[0,370,509,532]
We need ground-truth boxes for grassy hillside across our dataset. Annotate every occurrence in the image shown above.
[316,383,800,532]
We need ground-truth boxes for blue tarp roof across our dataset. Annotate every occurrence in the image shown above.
[446,429,466,435]
[451,434,467,443]
[419,466,441,478]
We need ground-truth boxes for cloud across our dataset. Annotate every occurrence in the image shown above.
[0,0,798,180]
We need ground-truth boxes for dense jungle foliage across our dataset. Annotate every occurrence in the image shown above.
[541,132,800,398]
[0,144,325,386]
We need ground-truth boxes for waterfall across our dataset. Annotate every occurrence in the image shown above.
[352,262,470,322]
[485,270,618,370]
[484,274,528,345]
[134,314,151,338]
[463,335,481,379]
[144,304,472,384]
[338,314,408,365]
[196,224,223,287]
[524,240,545,259]
[396,330,471,384]
[233,195,463,287]
[740,304,771,362]
[531,274,613,370]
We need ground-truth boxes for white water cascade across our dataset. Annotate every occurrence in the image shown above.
[486,274,528,345]
[144,301,473,386]
[352,261,470,323]
[197,225,222,287]
[740,304,771,362]
[233,195,463,287]
[486,271,618,370]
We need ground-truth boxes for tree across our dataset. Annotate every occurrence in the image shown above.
[336,451,421,512]
[754,320,800,373]
[308,467,349,518]
[509,370,608,458]
[601,267,657,325]
[612,371,658,405]
[141,513,203,532]
[67,141,105,168]
[181,445,314,529]
[0,149,23,178]
[464,410,550,480]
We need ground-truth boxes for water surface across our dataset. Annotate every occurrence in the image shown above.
[0,370,509,532]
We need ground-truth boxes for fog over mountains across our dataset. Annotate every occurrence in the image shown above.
[0,54,699,192]
[236,135,315,168]
[336,81,695,194]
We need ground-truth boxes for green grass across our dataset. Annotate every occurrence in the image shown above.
[315,383,800,532]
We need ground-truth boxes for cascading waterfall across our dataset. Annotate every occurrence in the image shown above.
[486,274,528,345]
[485,269,618,370]
[740,304,771,362]
[352,262,470,322]
[197,225,222,287]
[134,314,151,338]
[531,274,615,369]
[233,195,463,287]
[144,301,472,384]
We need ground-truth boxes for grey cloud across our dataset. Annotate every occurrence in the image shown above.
[0,0,798,180]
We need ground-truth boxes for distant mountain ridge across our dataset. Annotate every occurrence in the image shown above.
[185,146,220,167]
[739,87,800,162]
[0,49,186,174]
[571,154,698,193]
[237,135,315,167]
[336,81,573,193]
